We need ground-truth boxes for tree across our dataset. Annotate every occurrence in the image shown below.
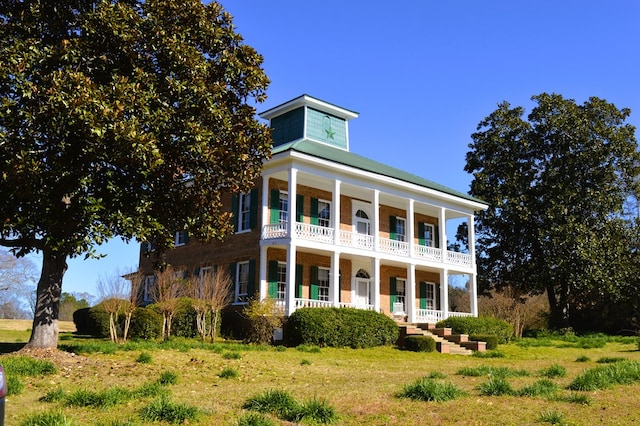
[58,292,90,321]
[0,0,270,348]
[0,250,37,317]
[188,267,232,341]
[465,93,640,330]
[123,271,143,342]
[152,266,183,339]
[97,271,130,342]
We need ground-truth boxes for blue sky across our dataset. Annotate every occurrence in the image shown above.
[52,0,640,299]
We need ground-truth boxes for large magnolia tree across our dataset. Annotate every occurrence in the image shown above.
[0,0,271,348]
[465,93,640,330]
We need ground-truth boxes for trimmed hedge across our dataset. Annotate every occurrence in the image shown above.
[172,298,198,338]
[404,335,436,352]
[436,316,512,344]
[128,307,163,340]
[470,334,499,350]
[285,308,399,349]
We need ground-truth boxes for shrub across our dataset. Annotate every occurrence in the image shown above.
[139,396,200,424]
[470,334,499,350]
[87,304,115,338]
[172,298,198,338]
[19,410,76,426]
[285,308,399,348]
[128,307,163,340]
[73,307,92,335]
[404,335,436,352]
[436,316,512,343]
[243,298,283,345]
[135,352,152,364]
[398,377,466,402]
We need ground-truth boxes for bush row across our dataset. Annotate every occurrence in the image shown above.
[73,298,199,340]
[436,316,513,344]
[404,335,436,352]
[285,307,399,348]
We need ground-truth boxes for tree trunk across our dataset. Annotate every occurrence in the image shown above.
[26,250,67,349]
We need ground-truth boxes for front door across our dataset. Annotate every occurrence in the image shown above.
[355,279,370,307]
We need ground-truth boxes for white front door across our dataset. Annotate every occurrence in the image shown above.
[355,279,370,307]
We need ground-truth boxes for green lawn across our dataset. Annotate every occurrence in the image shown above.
[2,326,640,425]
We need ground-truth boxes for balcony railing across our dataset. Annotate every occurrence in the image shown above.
[262,222,472,267]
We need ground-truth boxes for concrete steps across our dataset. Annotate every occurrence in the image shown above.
[397,323,485,355]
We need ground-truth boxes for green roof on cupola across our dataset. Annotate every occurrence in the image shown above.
[259,95,358,151]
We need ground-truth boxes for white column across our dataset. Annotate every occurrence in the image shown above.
[407,199,415,258]
[259,245,268,300]
[468,214,476,266]
[439,207,447,259]
[288,168,298,241]
[373,189,380,251]
[331,251,340,307]
[372,257,380,311]
[407,264,416,323]
[440,268,449,319]
[333,180,341,245]
[286,244,297,316]
[470,273,478,317]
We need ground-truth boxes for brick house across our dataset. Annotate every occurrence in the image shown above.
[137,94,488,326]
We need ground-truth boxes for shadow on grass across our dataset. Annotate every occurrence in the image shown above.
[0,342,27,354]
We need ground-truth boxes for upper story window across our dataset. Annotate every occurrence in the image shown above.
[279,191,289,223]
[238,193,251,231]
[396,217,406,242]
[422,223,435,247]
[143,275,156,303]
[318,200,331,228]
[174,231,188,247]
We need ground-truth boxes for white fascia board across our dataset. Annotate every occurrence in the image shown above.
[259,94,359,121]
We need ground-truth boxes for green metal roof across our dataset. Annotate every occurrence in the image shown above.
[271,139,486,206]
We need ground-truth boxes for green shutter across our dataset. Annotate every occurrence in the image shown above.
[389,216,397,240]
[295,264,303,298]
[297,194,304,222]
[310,198,319,225]
[249,188,259,229]
[231,194,239,232]
[418,222,425,246]
[390,277,397,311]
[310,266,319,300]
[435,283,441,310]
[270,189,280,224]
[434,225,440,248]
[247,259,256,298]
[268,260,278,298]
[338,269,342,303]
[419,281,427,310]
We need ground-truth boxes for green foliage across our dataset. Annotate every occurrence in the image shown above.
[2,355,57,376]
[128,307,163,340]
[242,389,338,424]
[470,334,499,350]
[596,356,626,364]
[537,410,567,425]
[300,359,311,366]
[567,360,640,391]
[19,410,76,426]
[575,355,591,362]
[86,305,112,338]
[243,298,283,345]
[457,365,529,378]
[139,396,200,424]
[219,367,238,379]
[7,374,24,395]
[171,298,198,338]
[398,377,466,402]
[472,350,506,358]
[436,316,512,343]
[516,379,558,397]
[222,351,242,360]
[157,371,178,386]
[40,388,66,403]
[558,393,592,405]
[296,344,321,353]
[538,364,567,378]
[135,352,153,364]
[286,307,399,348]
[403,335,436,352]
[465,93,640,331]
[477,377,514,396]
[237,412,278,426]
[65,387,131,408]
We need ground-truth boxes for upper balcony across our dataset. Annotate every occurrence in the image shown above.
[262,221,473,268]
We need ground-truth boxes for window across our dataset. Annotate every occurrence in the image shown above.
[143,275,156,303]
[238,193,251,232]
[174,231,188,246]
[423,223,435,247]
[236,261,250,303]
[318,267,330,301]
[276,263,287,300]
[318,200,331,228]
[199,266,214,299]
[279,191,288,223]
[396,278,406,310]
[420,281,436,310]
[396,217,406,242]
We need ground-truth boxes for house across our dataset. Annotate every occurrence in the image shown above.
[137,94,488,326]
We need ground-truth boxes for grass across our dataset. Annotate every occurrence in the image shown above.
[19,410,76,426]
[2,324,640,425]
[398,377,466,401]
[139,396,200,424]
[567,360,640,391]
